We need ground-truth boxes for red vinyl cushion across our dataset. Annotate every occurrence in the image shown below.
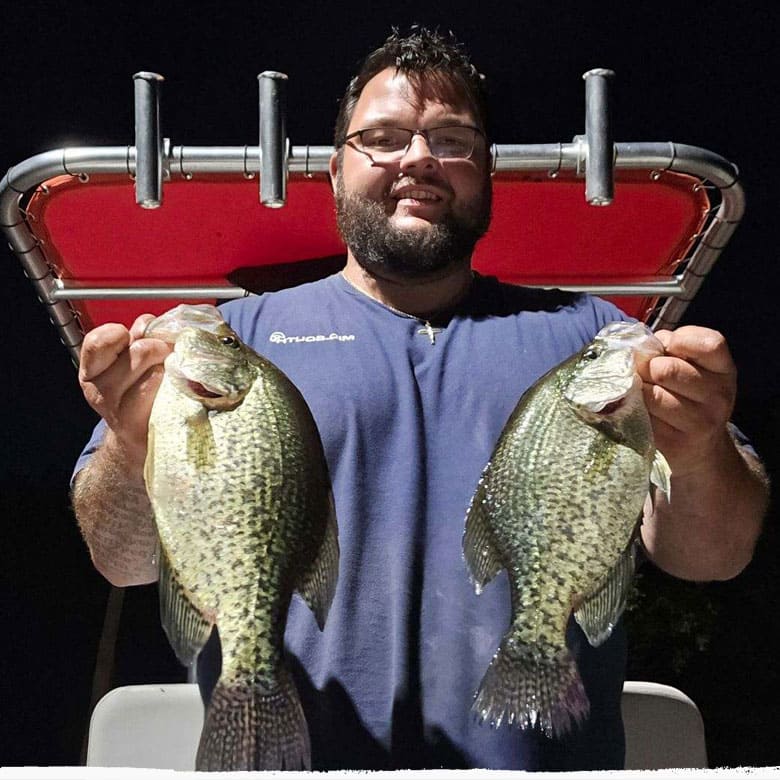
[27,170,708,329]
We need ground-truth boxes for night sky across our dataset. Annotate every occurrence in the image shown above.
[1,0,778,769]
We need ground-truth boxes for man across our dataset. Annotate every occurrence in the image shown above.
[72,28,768,770]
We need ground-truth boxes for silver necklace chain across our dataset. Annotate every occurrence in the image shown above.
[340,271,443,344]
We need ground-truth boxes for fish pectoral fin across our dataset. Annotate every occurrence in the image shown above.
[650,449,672,500]
[574,535,638,647]
[462,472,503,594]
[185,410,217,466]
[295,490,339,631]
[159,545,214,666]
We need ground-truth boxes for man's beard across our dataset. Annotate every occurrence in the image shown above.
[335,176,492,278]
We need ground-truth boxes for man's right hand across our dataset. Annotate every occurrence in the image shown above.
[78,314,172,470]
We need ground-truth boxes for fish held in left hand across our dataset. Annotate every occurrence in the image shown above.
[142,303,339,771]
[463,321,670,738]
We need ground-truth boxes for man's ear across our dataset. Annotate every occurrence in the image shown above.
[328,152,339,193]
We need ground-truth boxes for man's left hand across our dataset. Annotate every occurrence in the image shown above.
[638,325,737,476]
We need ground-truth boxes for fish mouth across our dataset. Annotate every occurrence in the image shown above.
[179,374,245,407]
[165,358,232,399]
[186,379,224,400]
[164,357,247,410]
[180,376,247,411]
[595,398,625,416]
[567,373,636,416]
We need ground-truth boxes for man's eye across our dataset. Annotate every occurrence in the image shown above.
[437,133,465,145]
[429,128,473,156]
[439,138,468,152]
[363,130,405,149]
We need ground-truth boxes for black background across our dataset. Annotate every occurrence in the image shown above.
[1,0,778,768]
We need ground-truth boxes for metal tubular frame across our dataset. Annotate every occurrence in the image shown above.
[1,139,744,363]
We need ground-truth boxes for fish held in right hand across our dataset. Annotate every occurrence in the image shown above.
[463,321,669,738]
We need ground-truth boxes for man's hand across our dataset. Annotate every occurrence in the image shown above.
[78,314,172,470]
[638,326,737,477]
[636,325,768,580]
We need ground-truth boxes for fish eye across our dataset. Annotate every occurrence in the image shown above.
[220,335,240,349]
[582,348,599,360]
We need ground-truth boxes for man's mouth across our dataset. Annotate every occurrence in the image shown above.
[395,189,442,203]
[391,182,447,206]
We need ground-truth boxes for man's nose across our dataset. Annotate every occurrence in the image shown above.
[399,132,437,171]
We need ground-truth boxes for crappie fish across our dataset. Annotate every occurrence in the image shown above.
[142,303,338,770]
[463,321,670,737]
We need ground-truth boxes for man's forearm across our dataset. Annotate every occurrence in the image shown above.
[641,427,769,581]
[72,433,159,587]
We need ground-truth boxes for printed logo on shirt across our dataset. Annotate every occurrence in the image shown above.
[269,331,356,345]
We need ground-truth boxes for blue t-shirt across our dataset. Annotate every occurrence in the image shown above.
[75,272,630,770]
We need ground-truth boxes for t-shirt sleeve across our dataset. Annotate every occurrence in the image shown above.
[589,295,636,329]
[71,417,107,486]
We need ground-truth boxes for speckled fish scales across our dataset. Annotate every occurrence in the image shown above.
[143,304,338,771]
[463,321,669,738]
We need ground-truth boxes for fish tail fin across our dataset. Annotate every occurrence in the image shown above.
[196,666,310,771]
[473,638,589,738]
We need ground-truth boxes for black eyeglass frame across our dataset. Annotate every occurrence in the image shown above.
[341,125,486,161]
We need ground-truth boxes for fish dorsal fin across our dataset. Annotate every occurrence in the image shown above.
[158,544,214,666]
[650,449,672,500]
[295,491,340,631]
[574,535,638,647]
[463,470,503,594]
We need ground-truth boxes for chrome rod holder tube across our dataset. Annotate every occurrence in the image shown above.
[583,68,615,206]
[133,72,165,208]
[258,71,288,207]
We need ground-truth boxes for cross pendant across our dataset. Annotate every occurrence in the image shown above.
[418,321,442,345]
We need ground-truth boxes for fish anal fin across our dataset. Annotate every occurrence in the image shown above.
[295,491,339,631]
[463,471,503,594]
[158,545,214,666]
[574,536,638,647]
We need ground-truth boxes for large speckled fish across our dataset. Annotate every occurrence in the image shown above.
[143,304,338,770]
[463,321,670,737]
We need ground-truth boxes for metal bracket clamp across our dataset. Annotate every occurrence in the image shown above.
[133,71,165,208]
[258,71,289,208]
[582,68,615,206]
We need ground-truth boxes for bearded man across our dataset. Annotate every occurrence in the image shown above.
[73,28,767,770]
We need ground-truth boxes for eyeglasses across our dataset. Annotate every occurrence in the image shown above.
[343,125,485,161]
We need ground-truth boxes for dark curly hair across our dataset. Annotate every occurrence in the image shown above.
[333,26,489,149]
